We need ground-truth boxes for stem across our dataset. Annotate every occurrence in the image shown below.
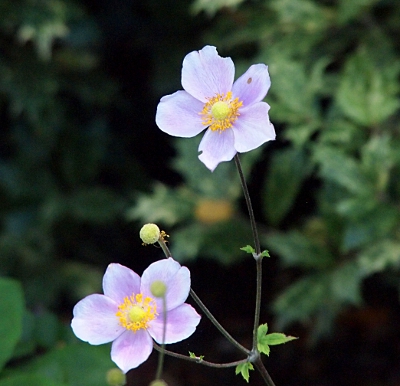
[190,288,250,355]
[154,296,167,380]
[234,154,263,351]
[234,154,261,255]
[153,342,247,368]
[157,237,250,356]
[254,356,276,386]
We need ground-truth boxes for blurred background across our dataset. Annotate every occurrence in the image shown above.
[1,0,400,385]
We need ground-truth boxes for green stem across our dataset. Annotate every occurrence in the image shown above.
[153,342,247,368]
[233,154,264,353]
[157,237,249,356]
[234,154,261,255]
[253,356,276,386]
[154,296,167,380]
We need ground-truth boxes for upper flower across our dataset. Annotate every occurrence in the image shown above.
[71,258,201,373]
[155,45,276,171]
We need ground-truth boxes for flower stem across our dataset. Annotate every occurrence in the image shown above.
[155,296,167,380]
[153,342,247,368]
[234,154,261,255]
[233,154,266,363]
[157,237,249,356]
[254,356,276,386]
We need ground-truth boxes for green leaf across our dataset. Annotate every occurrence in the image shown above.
[257,324,297,356]
[189,351,204,361]
[266,231,334,269]
[264,147,311,225]
[235,362,254,383]
[0,277,24,371]
[240,245,255,254]
[263,333,298,346]
[260,250,270,258]
[0,374,64,386]
[314,146,371,195]
[336,50,400,126]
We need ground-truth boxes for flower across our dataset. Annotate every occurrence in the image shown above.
[155,45,275,171]
[71,258,201,373]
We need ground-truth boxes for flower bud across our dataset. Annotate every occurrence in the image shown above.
[140,223,161,244]
[149,380,168,386]
[150,280,167,298]
[106,368,126,386]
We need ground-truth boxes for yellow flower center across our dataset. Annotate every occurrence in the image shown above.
[116,293,157,332]
[200,91,243,132]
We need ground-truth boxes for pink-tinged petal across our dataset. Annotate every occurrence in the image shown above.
[182,46,235,102]
[141,258,190,312]
[232,102,275,153]
[232,64,271,107]
[111,330,153,373]
[148,303,201,344]
[198,128,236,171]
[102,263,141,304]
[156,90,205,138]
[71,294,123,345]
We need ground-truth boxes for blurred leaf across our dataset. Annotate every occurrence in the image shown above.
[191,0,245,16]
[357,240,400,276]
[0,374,64,386]
[264,147,311,225]
[0,278,24,371]
[337,0,379,23]
[314,146,371,195]
[266,231,334,269]
[336,50,400,126]
[127,184,193,226]
[21,343,113,386]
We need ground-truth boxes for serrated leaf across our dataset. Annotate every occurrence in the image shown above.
[240,245,255,254]
[263,333,298,346]
[235,362,254,383]
[260,250,270,258]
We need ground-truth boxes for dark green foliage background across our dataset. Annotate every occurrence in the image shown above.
[1,0,400,385]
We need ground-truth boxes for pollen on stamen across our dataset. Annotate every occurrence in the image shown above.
[116,293,157,332]
[200,91,243,132]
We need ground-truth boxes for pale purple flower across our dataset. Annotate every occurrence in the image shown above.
[155,45,275,171]
[71,258,201,373]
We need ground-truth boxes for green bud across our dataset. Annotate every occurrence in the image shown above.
[106,368,126,386]
[140,223,161,244]
[149,380,168,386]
[150,280,167,298]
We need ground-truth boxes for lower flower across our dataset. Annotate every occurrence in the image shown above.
[71,258,201,373]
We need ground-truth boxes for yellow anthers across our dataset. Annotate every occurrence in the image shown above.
[140,223,161,245]
[116,293,157,332]
[200,91,243,132]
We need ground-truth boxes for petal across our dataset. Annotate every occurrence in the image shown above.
[232,102,275,153]
[103,263,141,304]
[156,90,205,138]
[147,303,201,344]
[141,258,190,312]
[232,64,271,107]
[71,294,123,345]
[182,46,235,102]
[111,330,153,373]
[198,128,236,171]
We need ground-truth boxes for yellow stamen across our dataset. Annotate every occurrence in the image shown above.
[200,91,243,132]
[116,293,157,332]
